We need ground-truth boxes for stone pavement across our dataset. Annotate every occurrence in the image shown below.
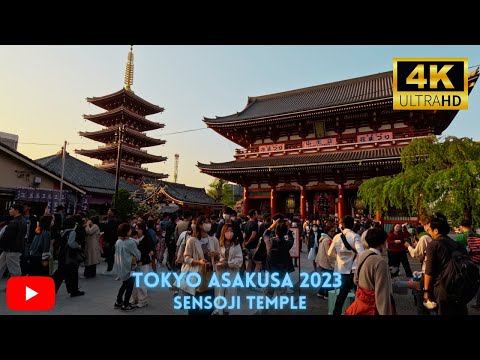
[1,247,479,315]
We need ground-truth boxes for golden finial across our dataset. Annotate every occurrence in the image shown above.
[124,45,134,91]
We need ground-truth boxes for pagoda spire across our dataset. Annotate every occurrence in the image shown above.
[124,45,134,91]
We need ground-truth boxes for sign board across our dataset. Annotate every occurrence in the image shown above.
[302,138,337,148]
[357,132,393,144]
[258,143,285,152]
[314,121,325,138]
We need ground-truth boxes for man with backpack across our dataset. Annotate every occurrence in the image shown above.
[423,213,480,315]
[327,215,365,315]
[51,216,85,297]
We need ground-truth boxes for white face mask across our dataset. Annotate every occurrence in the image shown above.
[313,227,318,232]
[223,214,230,220]
[231,216,236,221]
[203,223,212,232]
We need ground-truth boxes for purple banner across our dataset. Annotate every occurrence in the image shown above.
[15,187,72,214]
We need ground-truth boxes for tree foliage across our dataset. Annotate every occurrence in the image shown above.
[113,188,136,222]
[207,179,240,207]
[358,136,480,226]
[207,179,226,202]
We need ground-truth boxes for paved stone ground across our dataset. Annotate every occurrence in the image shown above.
[1,246,479,315]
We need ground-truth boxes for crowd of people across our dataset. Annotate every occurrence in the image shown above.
[1,202,480,316]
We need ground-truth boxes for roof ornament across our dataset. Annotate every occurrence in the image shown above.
[124,45,134,91]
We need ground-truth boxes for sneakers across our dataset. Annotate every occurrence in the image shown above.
[121,304,137,311]
[102,270,114,276]
[114,301,122,309]
[136,302,148,308]
[114,276,120,281]
[70,291,85,297]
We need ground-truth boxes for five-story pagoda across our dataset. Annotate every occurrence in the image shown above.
[75,46,168,184]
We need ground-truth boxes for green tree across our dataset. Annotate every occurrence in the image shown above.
[221,182,236,208]
[113,188,136,222]
[207,179,227,202]
[358,136,480,226]
[207,179,239,207]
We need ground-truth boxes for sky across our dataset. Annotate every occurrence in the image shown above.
[1,45,479,190]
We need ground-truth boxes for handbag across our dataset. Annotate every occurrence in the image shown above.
[65,246,86,265]
[308,247,316,260]
[196,263,213,293]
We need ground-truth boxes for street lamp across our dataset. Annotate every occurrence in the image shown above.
[114,125,125,207]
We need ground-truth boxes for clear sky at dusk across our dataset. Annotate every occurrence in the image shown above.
[1,45,479,190]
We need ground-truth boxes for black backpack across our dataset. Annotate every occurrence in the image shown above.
[440,239,480,304]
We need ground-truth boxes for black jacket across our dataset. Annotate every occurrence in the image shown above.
[103,218,118,245]
[0,215,27,252]
[265,229,294,274]
[137,234,155,265]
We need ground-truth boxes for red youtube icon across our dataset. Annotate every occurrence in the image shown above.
[7,277,55,311]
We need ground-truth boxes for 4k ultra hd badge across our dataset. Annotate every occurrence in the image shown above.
[393,58,468,110]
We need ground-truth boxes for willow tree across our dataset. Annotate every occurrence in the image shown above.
[358,136,480,225]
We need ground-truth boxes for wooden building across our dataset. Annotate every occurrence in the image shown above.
[198,70,479,220]
[0,142,85,217]
[143,180,223,217]
[75,46,168,184]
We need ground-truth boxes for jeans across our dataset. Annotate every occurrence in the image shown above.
[333,273,355,315]
[117,277,135,306]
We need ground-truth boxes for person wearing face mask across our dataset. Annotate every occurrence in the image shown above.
[214,224,243,315]
[176,215,220,315]
[344,227,395,315]
[216,207,243,248]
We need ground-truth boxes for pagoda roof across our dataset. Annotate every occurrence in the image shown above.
[86,88,164,116]
[144,180,222,207]
[198,147,402,172]
[204,69,480,126]
[83,107,164,132]
[97,163,168,179]
[75,144,167,164]
[36,153,138,196]
[204,71,393,125]
[79,126,166,148]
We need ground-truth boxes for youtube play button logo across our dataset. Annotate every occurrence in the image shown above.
[7,277,55,311]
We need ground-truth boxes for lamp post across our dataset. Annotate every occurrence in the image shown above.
[114,125,125,207]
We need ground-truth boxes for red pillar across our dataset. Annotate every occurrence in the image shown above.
[270,187,277,215]
[300,186,306,221]
[337,184,345,221]
[375,210,382,223]
[243,187,249,217]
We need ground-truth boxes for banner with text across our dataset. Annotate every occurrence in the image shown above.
[302,138,337,148]
[357,132,393,143]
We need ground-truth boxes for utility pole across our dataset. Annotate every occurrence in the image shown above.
[59,140,67,206]
[114,125,125,207]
